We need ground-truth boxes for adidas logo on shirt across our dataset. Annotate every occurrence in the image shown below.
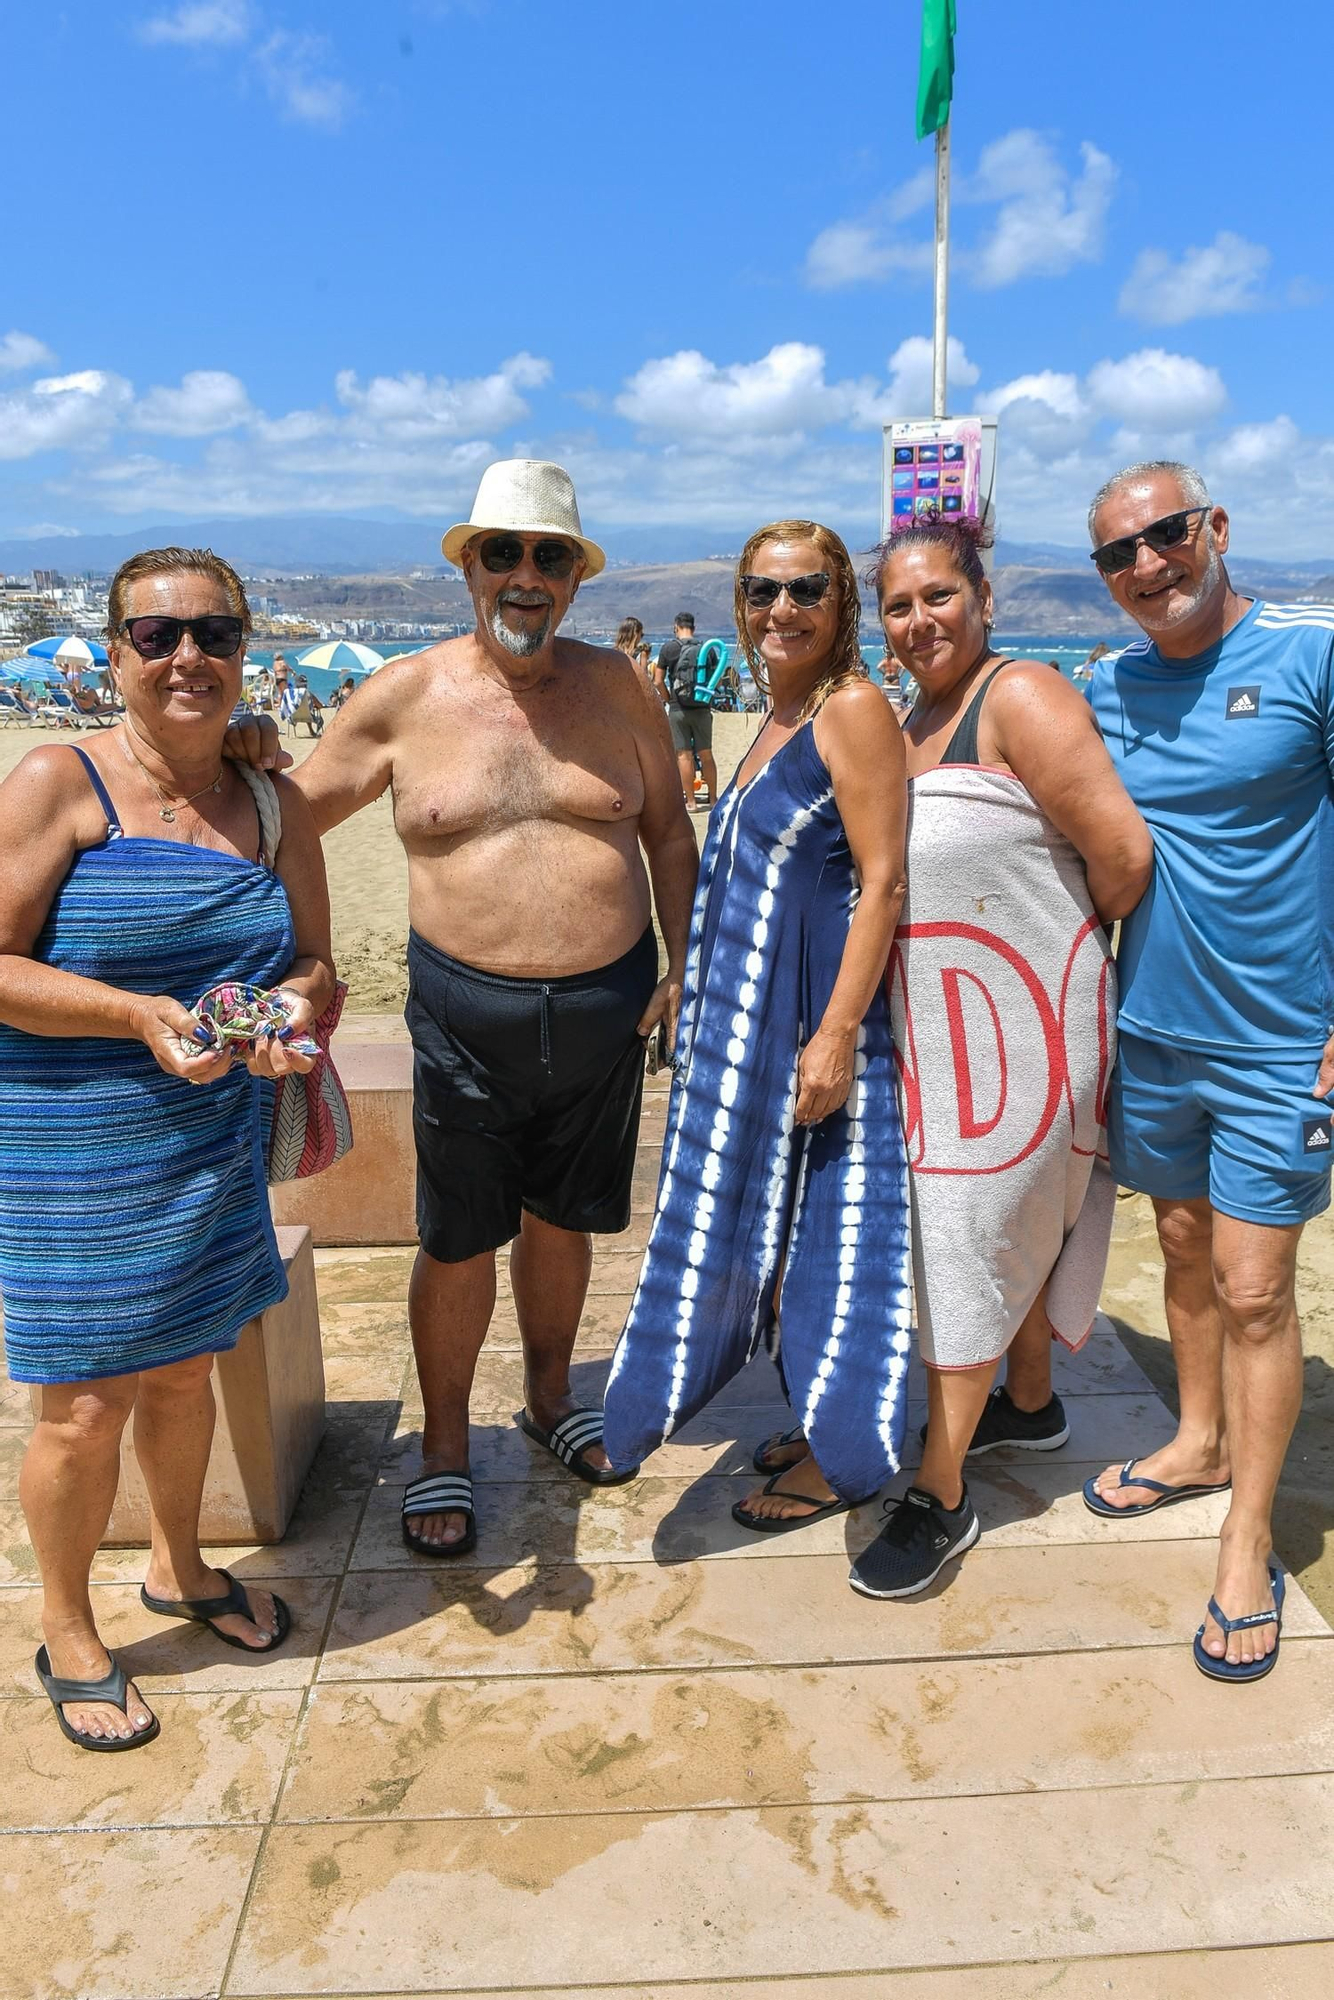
[1226,685,1261,716]
[1303,1120,1332,1153]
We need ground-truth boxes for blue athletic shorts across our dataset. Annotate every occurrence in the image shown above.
[1108,1031,1333,1226]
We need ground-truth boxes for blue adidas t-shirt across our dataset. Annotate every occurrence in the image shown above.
[1089,600,1334,1057]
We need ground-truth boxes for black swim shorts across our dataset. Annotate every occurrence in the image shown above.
[405,925,659,1263]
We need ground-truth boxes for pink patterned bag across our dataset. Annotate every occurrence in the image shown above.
[266,980,354,1184]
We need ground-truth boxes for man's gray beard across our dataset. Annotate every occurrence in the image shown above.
[489,602,552,658]
[1136,538,1222,632]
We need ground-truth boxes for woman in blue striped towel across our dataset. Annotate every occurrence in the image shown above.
[0,547,334,1753]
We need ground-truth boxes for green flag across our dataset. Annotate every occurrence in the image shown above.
[915,0,956,141]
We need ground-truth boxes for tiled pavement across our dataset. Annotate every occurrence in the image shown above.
[4,1083,1334,1997]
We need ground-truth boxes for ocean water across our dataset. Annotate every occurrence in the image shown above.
[242,630,1117,703]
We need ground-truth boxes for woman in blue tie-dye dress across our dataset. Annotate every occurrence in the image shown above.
[603,521,913,1516]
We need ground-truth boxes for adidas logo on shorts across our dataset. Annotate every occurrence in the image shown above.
[1302,1119,1331,1153]
[1226,686,1261,716]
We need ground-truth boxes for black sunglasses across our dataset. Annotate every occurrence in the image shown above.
[476,534,578,579]
[118,614,245,660]
[1089,507,1209,577]
[739,571,831,609]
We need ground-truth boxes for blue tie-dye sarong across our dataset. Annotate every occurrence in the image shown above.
[603,719,913,1500]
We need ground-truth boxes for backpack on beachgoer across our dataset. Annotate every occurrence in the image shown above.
[670,638,708,706]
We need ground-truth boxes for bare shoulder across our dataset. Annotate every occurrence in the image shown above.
[558,637,647,705]
[0,739,98,807]
[988,658,1091,720]
[325,645,445,738]
[819,677,901,742]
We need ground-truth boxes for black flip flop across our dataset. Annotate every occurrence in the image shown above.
[34,1646,160,1754]
[752,1423,809,1474]
[400,1470,477,1557]
[139,1567,292,1652]
[514,1407,639,1486]
[731,1471,875,1536]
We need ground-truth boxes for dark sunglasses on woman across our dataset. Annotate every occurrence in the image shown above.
[118,615,246,660]
[1089,507,1209,577]
[476,534,577,579]
[738,571,831,609]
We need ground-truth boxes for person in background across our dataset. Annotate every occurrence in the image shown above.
[330,674,357,711]
[657,611,719,811]
[615,617,653,689]
[292,676,325,737]
[0,546,333,1751]
[272,654,292,719]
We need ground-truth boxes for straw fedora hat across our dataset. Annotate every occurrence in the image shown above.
[441,459,606,576]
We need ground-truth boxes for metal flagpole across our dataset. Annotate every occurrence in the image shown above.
[932,115,951,419]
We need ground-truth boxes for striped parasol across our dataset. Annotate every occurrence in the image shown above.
[294,641,384,677]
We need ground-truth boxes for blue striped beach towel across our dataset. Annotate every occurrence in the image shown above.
[0,750,296,1384]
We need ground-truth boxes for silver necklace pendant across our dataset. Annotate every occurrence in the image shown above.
[159,806,176,823]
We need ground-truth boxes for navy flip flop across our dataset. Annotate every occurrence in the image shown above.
[1082,1457,1231,1518]
[1193,1563,1285,1683]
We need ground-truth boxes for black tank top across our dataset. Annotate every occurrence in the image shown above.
[936,658,1013,765]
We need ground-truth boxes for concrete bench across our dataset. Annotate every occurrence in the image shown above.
[29,1225,326,1547]
[270,1039,416,1246]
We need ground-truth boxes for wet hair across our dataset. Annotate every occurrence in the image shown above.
[863,512,992,604]
[615,617,644,653]
[674,612,695,632]
[106,546,251,639]
[1087,460,1210,540]
[734,518,866,717]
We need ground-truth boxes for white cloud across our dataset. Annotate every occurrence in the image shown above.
[333,355,551,439]
[616,342,845,440]
[882,335,979,420]
[136,6,352,129]
[1206,414,1302,475]
[986,369,1086,422]
[254,29,352,128]
[1087,348,1227,428]
[968,133,1116,288]
[133,369,254,436]
[1119,230,1271,325]
[0,370,133,462]
[0,331,57,375]
[137,1,251,47]
[804,221,933,291]
[805,129,1115,293]
[614,337,981,444]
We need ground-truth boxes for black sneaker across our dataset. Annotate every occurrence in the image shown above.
[848,1485,980,1600]
[917,1386,1070,1458]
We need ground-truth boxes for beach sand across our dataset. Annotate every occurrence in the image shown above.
[5,712,1330,1615]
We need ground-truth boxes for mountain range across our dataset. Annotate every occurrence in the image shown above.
[3,518,1331,640]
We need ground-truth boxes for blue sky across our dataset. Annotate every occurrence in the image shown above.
[4,0,1332,556]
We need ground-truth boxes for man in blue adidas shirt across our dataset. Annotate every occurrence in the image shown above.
[1078,460,1334,1682]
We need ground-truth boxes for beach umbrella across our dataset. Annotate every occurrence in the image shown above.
[295,640,383,677]
[25,634,109,667]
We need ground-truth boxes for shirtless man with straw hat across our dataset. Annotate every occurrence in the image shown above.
[232,459,698,1554]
